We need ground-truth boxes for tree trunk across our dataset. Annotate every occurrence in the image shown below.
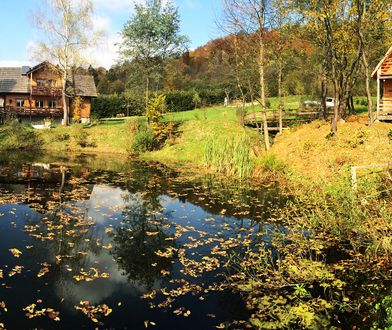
[258,0,270,151]
[362,52,373,126]
[278,61,283,109]
[62,75,68,126]
[145,74,150,110]
[321,64,328,120]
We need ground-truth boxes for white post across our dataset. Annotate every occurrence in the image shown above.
[351,166,357,190]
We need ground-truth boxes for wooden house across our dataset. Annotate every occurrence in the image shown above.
[0,61,97,124]
[372,46,392,121]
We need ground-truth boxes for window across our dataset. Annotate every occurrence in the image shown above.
[48,100,57,108]
[48,80,57,88]
[37,79,46,87]
[16,99,24,108]
[36,100,44,108]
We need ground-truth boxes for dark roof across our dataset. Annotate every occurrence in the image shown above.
[0,67,29,93]
[69,75,97,97]
[0,62,97,97]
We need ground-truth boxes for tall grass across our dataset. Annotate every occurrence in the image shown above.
[203,134,254,178]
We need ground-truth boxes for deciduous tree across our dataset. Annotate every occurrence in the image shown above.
[33,0,101,125]
[121,0,189,108]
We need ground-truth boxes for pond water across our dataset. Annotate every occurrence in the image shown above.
[0,153,286,329]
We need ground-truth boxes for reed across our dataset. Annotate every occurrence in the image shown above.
[203,134,254,178]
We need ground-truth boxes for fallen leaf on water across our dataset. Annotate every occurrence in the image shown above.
[9,248,22,258]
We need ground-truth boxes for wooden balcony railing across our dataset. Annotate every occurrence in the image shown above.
[0,106,63,117]
[32,86,62,96]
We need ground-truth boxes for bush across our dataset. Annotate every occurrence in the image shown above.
[69,125,93,148]
[131,119,155,153]
[0,119,43,151]
[92,93,144,118]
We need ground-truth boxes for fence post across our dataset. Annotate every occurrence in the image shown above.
[279,108,283,133]
[351,166,357,190]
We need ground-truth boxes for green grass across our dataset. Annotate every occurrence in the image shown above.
[143,105,259,169]
[164,105,238,122]
[38,119,136,154]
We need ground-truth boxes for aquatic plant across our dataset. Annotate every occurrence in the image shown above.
[203,134,254,178]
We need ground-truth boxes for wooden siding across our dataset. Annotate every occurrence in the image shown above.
[69,97,91,119]
[31,66,62,90]
[380,80,392,115]
[381,52,392,75]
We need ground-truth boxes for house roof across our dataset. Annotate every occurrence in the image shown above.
[26,61,61,75]
[68,75,97,97]
[0,67,30,93]
[372,45,392,78]
[0,62,97,97]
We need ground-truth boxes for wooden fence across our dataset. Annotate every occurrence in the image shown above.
[244,108,328,132]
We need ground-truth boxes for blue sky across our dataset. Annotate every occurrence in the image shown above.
[0,0,222,69]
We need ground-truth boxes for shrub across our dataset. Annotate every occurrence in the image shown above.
[0,119,43,151]
[69,125,93,148]
[131,119,155,153]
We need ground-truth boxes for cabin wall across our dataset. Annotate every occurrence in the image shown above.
[383,79,392,98]
[69,97,91,121]
[31,67,62,88]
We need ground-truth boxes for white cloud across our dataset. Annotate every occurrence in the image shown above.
[92,0,140,12]
[84,31,121,69]
[0,60,31,67]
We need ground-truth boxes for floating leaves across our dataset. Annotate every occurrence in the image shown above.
[9,248,22,258]
[8,265,23,277]
[144,320,156,328]
[74,301,112,324]
[73,268,110,282]
[23,303,60,321]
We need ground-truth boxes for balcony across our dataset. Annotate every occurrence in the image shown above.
[32,86,62,97]
[0,106,63,117]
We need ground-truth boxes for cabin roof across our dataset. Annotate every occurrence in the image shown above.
[0,61,97,97]
[0,67,30,93]
[68,74,97,97]
[372,45,392,78]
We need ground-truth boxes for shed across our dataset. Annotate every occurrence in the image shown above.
[372,46,392,121]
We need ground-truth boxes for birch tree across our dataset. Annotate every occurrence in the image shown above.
[33,0,99,125]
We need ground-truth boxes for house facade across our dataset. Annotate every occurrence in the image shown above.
[372,46,392,121]
[0,61,97,124]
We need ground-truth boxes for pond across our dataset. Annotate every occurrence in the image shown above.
[0,152,286,329]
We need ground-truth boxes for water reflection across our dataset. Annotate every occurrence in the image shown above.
[0,152,286,329]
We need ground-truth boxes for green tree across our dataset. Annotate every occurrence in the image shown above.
[120,0,189,108]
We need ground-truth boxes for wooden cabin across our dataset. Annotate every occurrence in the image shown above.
[372,46,392,121]
[0,61,97,124]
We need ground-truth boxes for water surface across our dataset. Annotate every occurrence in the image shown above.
[0,153,285,329]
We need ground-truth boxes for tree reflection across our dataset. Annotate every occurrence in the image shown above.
[111,192,176,290]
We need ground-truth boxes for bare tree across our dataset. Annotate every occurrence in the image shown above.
[32,0,101,125]
[221,0,271,151]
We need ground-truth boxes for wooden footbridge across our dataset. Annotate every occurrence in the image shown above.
[244,108,328,132]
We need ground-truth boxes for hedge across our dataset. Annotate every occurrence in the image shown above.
[91,88,231,118]
[91,94,144,118]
